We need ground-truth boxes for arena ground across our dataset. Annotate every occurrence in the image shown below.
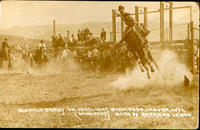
[0,69,199,128]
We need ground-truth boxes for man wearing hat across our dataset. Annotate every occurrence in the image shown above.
[118,5,155,77]
[37,39,47,57]
[38,39,46,50]
[1,38,10,60]
[2,38,9,50]
[100,28,106,43]
[38,39,49,63]
[118,5,146,42]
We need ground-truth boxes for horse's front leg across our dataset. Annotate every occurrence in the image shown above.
[143,63,151,79]
[147,60,155,73]
[139,57,151,79]
[137,60,144,72]
[132,52,144,72]
[143,48,155,73]
[146,48,159,71]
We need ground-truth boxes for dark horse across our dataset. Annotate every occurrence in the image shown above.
[33,48,49,69]
[0,47,12,71]
[122,26,154,79]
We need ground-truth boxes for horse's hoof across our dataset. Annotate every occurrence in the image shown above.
[150,67,155,72]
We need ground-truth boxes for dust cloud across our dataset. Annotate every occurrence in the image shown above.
[110,49,193,90]
[0,55,81,75]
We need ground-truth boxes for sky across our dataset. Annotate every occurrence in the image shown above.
[0,1,199,29]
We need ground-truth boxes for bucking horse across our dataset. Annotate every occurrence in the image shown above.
[118,5,158,79]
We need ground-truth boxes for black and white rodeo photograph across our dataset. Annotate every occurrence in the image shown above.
[0,0,199,128]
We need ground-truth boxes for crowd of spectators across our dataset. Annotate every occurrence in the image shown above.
[50,28,137,72]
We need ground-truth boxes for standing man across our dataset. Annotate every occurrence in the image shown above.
[100,28,106,43]
[38,39,47,51]
[77,29,81,41]
[38,39,47,60]
[66,31,70,41]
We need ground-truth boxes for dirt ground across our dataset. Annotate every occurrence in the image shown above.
[0,68,199,128]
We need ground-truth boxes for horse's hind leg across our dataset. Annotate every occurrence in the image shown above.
[152,59,159,71]
[147,60,155,73]
[133,52,144,72]
[143,64,151,79]
[140,61,150,79]
[138,60,144,72]
[147,48,159,71]
[149,57,159,71]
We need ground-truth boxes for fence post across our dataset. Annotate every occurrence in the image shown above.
[190,21,195,73]
[160,2,165,45]
[169,2,173,41]
[144,7,148,27]
[190,6,192,24]
[135,6,139,23]
[53,19,56,37]
[110,32,112,43]
[187,23,190,39]
[112,9,116,44]
[121,16,124,40]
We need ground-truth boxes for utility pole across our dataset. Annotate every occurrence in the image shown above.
[160,2,165,44]
[169,2,173,41]
[144,7,148,27]
[53,19,56,37]
[112,10,116,44]
[135,6,139,23]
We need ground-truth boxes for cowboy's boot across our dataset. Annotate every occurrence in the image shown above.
[150,66,155,72]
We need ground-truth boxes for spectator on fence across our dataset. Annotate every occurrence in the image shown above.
[100,28,106,43]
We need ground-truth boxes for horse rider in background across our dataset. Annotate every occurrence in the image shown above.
[38,39,47,59]
[1,38,10,60]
